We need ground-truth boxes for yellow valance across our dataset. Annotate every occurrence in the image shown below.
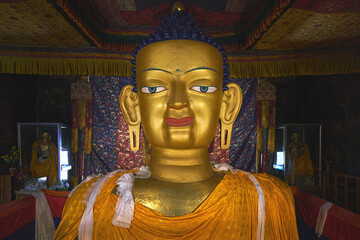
[0,55,132,77]
[1,51,359,78]
[229,56,360,78]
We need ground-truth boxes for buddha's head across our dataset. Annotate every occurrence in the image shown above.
[120,10,242,182]
[291,132,301,144]
[41,132,50,142]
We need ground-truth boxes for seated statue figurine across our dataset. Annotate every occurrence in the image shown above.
[29,131,58,187]
[286,132,314,186]
[54,8,298,240]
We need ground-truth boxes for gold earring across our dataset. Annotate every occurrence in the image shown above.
[220,121,233,149]
[129,124,140,151]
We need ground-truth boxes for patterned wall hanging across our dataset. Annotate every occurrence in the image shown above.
[256,79,276,173]
[70,76,93,179]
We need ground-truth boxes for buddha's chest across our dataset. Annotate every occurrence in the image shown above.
[38,143,51,160]
[130,172,225,217]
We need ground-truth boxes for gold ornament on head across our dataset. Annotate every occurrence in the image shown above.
[171,2,185,12]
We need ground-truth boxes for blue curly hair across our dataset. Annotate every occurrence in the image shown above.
[130,9,230,92]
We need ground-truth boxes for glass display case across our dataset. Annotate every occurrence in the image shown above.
[17,123,71,181]
[274,124,322,188]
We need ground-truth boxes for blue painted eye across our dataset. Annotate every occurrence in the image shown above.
[190,86,217,93]
[141,86,166,93]
[148,87,156,93]
[200,86,208,92]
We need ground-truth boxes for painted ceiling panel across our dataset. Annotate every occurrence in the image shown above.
[0,0,358,53]
[118,3,244,28]
[75,0,263,29]
[253,0,360,50]
[291,0,360,13]
[51,0,289,51]
[134,0,228,11]
[0,0,90,47]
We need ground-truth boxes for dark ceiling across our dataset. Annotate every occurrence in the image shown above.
[0,0,359,53]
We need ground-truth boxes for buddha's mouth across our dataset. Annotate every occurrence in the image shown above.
[164,117,194,127]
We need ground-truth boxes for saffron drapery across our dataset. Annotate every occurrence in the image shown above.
[54,170,298,240]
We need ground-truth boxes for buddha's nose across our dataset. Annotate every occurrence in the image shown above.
[168,81,189,110]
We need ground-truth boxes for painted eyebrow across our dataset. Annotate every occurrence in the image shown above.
[184,67,220,74]
[139,68,173,75]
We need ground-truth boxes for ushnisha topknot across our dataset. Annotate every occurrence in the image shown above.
[130,9,230,92]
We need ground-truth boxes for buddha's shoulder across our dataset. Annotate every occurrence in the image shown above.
[226,171,293,199]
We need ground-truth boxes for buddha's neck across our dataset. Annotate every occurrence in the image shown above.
[149,146,213,183]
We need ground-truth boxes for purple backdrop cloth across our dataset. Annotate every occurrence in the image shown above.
[229,78,257,172]
[89,76,132,174]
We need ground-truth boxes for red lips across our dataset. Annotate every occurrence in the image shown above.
[164,117,194,127]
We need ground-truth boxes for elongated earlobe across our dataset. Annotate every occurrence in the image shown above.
[220,122,233,149]
[220,83,242,149]
[119,85,141,151]
[128,124,140,151]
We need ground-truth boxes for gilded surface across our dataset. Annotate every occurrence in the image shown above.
[136,40,224,149]
[120,40,242,183]
[131,171,225,216]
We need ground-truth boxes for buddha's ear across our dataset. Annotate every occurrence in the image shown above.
[119,85,141,151]
[219,83,243,149]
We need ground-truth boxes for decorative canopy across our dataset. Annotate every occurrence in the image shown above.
[0,0,359,77]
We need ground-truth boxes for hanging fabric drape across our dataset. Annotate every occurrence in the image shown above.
[71,76,93,181]
[256,80,276,173]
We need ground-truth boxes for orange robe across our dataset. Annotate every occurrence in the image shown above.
[287,143,314,177]
[29,140,58,185]
[54,170,298,240]
[294,144,314,176]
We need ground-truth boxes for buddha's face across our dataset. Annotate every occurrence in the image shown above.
[292,133,301,143]
[41,132,50,142]
[136,40,223,149]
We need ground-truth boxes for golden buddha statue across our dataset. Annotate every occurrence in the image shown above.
[54,8,298,240]
[121,38,242,216]
[29,131,58,187]
[286,132,314,186]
